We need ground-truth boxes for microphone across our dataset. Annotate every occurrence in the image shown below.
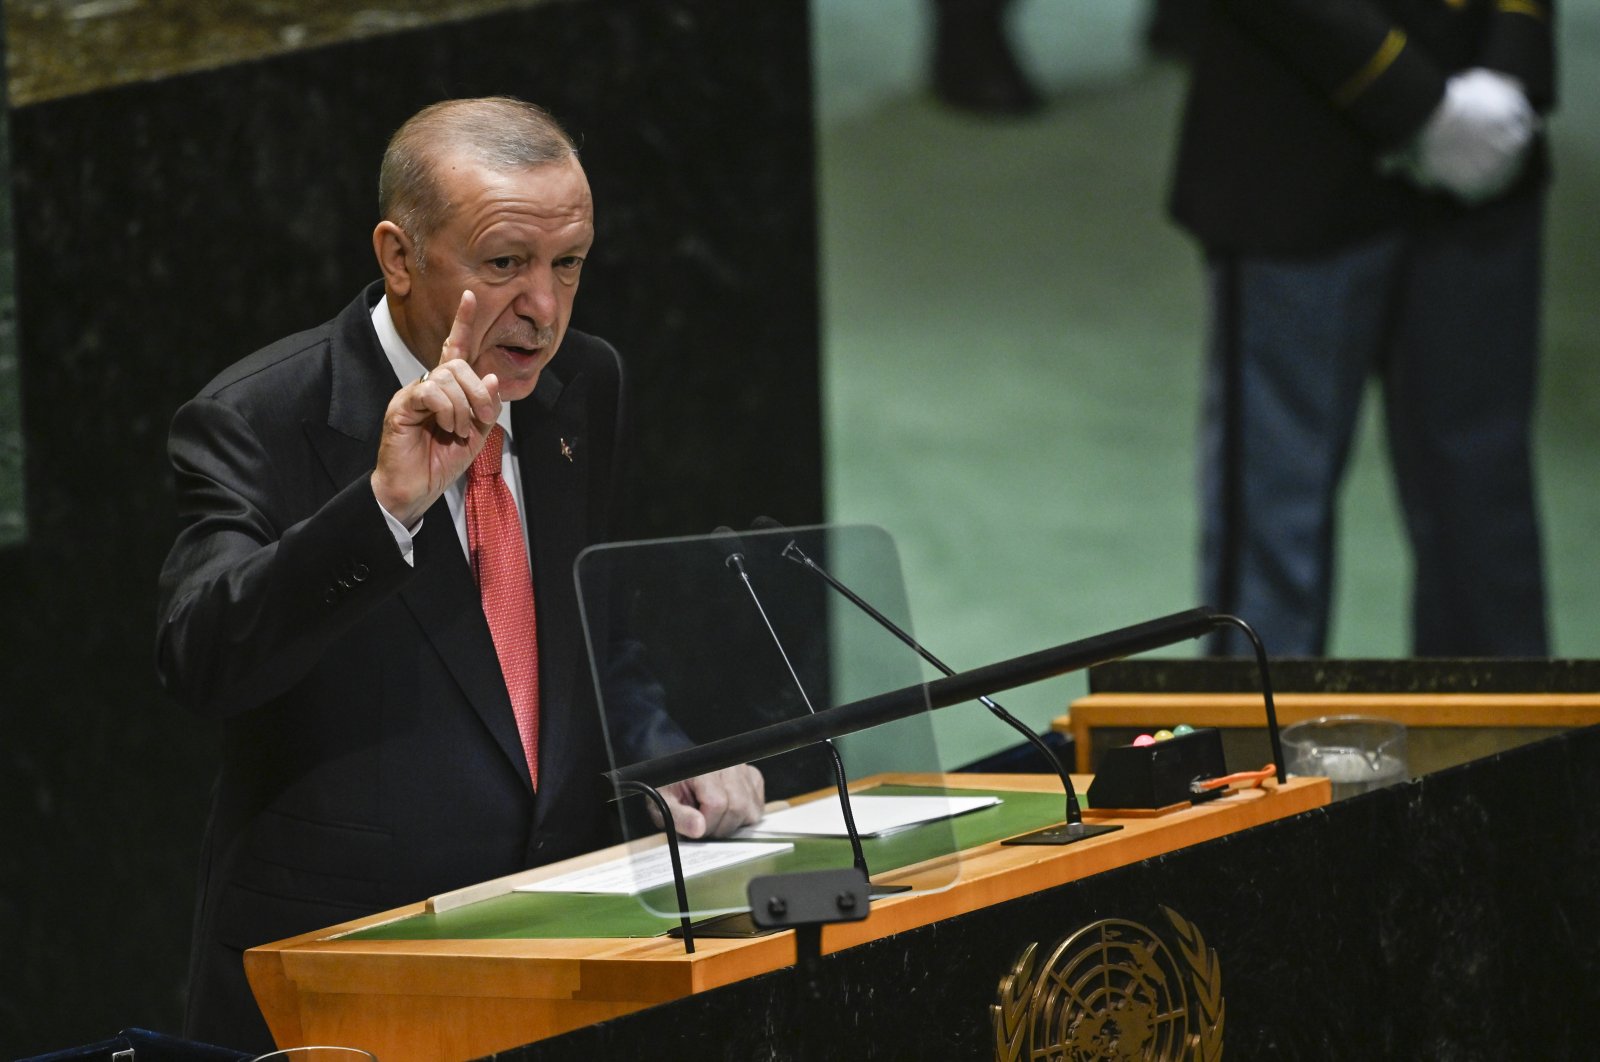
[709,527,901,893]
[710,524,749,577]
[749,517,1119,846]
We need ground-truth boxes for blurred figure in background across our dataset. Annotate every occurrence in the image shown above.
[930,0,1042,114]
[1170,0,1555,657]
[928,0,1204,116]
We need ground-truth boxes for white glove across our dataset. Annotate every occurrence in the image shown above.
[1408,68,1538,205]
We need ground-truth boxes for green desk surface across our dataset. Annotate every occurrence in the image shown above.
[345,784,1069,941]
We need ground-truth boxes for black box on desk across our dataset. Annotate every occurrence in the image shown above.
[1088,727,1227,811]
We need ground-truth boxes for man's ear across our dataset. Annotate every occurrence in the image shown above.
[373,221,414,296]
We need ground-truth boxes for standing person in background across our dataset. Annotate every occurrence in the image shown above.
[930,0,1043,114]
[1170,0,1555,657]
[927,0,1205,116]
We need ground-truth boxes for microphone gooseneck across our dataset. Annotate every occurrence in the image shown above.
[712,526,874,881]
[755,519,1093,832]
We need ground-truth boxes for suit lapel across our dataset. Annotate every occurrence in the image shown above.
[302,285,536,793]
[514,367,592,824]
[304,288,392,491]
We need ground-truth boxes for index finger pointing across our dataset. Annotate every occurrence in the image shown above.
[438,289,481,366]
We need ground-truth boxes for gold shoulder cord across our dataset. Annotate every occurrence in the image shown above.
[1495,0,1549,20]
[1334,28,1408,108]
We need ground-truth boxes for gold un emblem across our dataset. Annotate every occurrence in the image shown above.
[992,907,1224,1061]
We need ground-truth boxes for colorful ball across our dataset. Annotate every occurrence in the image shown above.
[1154,729,1175,742]
[1132,734,1156,747]
[1172,724,1195,736]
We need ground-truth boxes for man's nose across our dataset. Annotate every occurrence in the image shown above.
[513,267,559,327]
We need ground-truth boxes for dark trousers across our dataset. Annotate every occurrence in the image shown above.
[1199,193,1549,657]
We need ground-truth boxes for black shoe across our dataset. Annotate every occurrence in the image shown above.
[931,0,1043,116]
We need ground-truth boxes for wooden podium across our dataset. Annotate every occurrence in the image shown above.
[245,772,1327,1060]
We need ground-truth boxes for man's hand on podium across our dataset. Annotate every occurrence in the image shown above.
[656,765,766,839]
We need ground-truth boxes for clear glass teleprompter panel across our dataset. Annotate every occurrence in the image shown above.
[575,524,967,921]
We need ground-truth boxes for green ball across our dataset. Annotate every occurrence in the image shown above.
[1172,724,1195,736]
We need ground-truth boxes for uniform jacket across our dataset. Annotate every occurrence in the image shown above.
[1170,0,1556,253]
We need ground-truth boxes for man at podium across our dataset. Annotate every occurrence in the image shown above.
[155,96,762,1051]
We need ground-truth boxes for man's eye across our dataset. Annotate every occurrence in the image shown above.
[489,256,517,270]
[557,256,584,271]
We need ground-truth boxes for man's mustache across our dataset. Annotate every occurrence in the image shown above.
[488,324,556,350]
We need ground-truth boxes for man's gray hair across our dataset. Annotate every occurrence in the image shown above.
[379,97,578,267]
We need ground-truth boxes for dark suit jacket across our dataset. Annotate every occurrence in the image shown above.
[1170,0,1556,253]
[156,283,629,1050]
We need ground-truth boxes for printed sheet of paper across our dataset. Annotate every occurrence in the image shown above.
[736,794,1001,839]
[514,840,794,896]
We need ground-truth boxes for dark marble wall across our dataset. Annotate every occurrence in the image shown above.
[515,724,1600,1060]
[0,0,820,1054]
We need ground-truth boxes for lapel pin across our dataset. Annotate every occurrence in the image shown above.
[559,437,575,463]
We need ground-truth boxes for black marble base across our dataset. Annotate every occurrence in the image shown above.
[508,725,1600,1059]
[1091,657,1600,694]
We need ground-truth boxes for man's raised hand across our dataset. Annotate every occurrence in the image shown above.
[371,290,502,527]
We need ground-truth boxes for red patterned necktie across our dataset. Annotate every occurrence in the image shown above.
[466,426,540,788]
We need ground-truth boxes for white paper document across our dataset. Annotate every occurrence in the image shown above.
[736,794,1001,840]
[514,840,794,896]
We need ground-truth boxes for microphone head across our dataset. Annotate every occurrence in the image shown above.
[711,525,748,571]
[750,516,805,564]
